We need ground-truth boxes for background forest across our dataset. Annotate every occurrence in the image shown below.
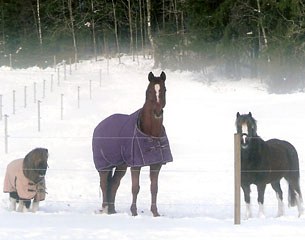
[1,0,305,92]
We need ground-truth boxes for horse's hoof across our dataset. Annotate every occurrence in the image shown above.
[130,204,138,216]
[152,212,160,217]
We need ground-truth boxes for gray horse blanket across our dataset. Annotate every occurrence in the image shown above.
[3,159,46,201]
[92,109,173,171]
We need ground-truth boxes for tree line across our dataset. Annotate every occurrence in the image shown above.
[1,0,305,92]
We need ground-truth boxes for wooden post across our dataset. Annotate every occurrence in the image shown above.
[0,95,2,121]
[38,100,41,132]
[234,133,241,225]
[4,114,8,153]
[12,90,16,114]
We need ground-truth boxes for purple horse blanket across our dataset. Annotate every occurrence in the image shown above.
[92,109,173,171]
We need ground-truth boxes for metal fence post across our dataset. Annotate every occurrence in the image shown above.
[12,90,16,114]
[38,100,41,132]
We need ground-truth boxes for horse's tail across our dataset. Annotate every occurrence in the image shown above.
[288,183,300,207]
[286,142,303,207]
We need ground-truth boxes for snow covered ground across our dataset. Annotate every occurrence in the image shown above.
[1,56,305,239]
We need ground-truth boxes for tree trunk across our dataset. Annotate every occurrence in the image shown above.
[91,0,97,61]
[1,0,5,53]
[112,0,121,63]
[139,0,145,58]
[146,0,154,58]
[68,0,78,66]
[128,0,134,61]
[37,0,43,49]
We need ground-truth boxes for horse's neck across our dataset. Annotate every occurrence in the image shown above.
[140,105,163,137]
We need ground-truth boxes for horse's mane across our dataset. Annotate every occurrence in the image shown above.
[23,148,48,183]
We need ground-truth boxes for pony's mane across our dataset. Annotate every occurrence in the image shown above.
[23,148,48,183]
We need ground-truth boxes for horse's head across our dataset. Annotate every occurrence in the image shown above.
[235,112,258,148]
[23,148,49,183]
[145,71,166,119]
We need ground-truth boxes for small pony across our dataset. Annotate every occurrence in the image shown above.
[236,112,303,218]
[3,148,49,212]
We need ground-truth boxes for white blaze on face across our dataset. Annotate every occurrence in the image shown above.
[241,123,248,145]
[154,84,160,103]
[241,123,248,135]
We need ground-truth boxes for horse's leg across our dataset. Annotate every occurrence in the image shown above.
[271,181,284,217]
[241,184,252,219]
[98,169,112,213]
[257,184,266,218]
[130,166,141,216]
[108,164,127,214]
[150,163,162,217]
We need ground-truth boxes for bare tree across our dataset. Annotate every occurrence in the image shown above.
[128,0,134,61]
[37,0,43,48]
[68,0,78,65]
[91,0,97,61]
[146,0,154,58]
[112,0,121,63]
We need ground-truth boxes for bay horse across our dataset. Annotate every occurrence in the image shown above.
[92,72,173,216]
[236,112,303,218]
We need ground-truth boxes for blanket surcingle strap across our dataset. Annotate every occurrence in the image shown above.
[92,109,173,171]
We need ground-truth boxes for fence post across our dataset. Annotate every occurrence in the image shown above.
[57,67,60,86]
[77,86,80,109]
[24,86,27,108]
[50,74,54,92]
[64,61,66,80]
[43,79,46,98]
[234,133,241,225]
[4,114,9,153]
[61,94,64,120]
[12,90,16,114]
[38,100,41,132]
[0,94,2,121]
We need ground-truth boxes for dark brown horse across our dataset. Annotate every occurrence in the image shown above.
[92,72,173,216]
[236,112,303,218]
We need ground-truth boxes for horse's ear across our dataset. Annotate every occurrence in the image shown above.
[249,112,252,117]
[160,71,166,81]
[236,112,240,118]
[148,72,154,82]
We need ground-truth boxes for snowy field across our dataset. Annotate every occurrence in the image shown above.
[1,55,305,239]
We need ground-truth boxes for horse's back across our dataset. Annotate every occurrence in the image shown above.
[266,138,299,171]
[92,113,130,171]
